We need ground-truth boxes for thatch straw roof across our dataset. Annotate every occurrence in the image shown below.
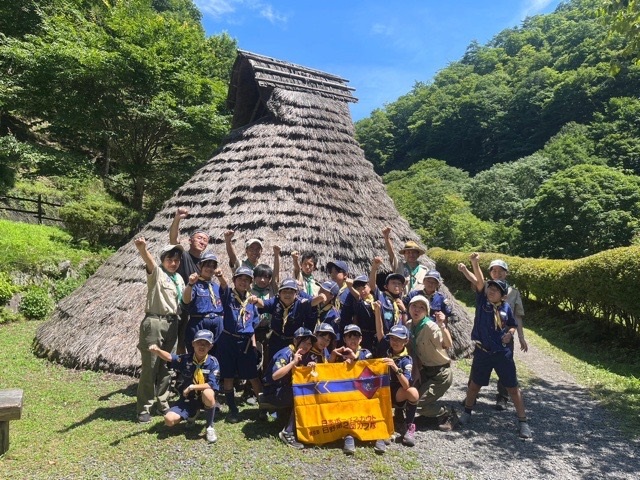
[35,50,474,374]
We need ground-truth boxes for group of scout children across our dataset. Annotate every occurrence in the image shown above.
[134,216,532,447]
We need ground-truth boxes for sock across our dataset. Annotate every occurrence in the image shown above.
[405,402,418,425]
[518,416,528,423]
[285,411,295,433]
[225,389,237,413]
[464,405,473,414]
[205,407,215,427]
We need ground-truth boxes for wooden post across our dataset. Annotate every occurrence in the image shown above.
[0,389,24,455]
[37,194,43,224]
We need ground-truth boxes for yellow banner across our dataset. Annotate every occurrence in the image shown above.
[292,359,394,444]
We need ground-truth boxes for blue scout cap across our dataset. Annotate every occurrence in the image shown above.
[343,324,362,336]
[198,252,218,265]
[424,270,442,283]
[326,260,349,274]
[193,329,214,344]
[353,275,369,287]
[489,259,509,272]
[388,324,409,340]
[294,327,316,342]
[320,280,340,297]
[233,266,254,279]
[487,279,508,295]
[279,278,299,291]
[385,273,406,285]
[314,322,336,339]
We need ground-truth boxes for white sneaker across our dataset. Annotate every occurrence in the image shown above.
[518,421,532,439]
[206,426,217,443]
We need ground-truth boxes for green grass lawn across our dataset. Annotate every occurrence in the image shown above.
[0,320,451,479]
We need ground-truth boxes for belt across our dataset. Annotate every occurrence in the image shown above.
[422,363,450,370]
[189,313,217,319]
[222,329,253,354]
[147,313,179,320]
[474,342,491,353]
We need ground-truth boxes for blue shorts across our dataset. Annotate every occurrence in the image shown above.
[217,332,258,380]
[168,396,204,420]
[391,383,407,408]
[262,385,293,408]
[470,348,518,388]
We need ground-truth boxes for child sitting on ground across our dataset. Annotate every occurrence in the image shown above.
[148,329,220,443]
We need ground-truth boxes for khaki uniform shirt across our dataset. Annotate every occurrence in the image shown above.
[145,265,184,316]
[411,318,451,367]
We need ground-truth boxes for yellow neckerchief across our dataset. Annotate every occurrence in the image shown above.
[423,289,435,301]
[192,354,208,394]
[279,298,294,333]
[390,347,409,360]
[309,347,327,363]
[491,302,503,330]
[384,292,401,324]
[197,276,218,306]
[233,288,250,325]
[335,281,348,310]
[362,293,375,306]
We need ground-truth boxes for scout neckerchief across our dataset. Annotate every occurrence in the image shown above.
[406,263,421,292]
[389,347,409,360]
[197,277,217,306]
[232,288,250,326]
[192,354,208,396]
[303,274,315,296]
[317,301,334,322]
[492,302,503,330]
[253,285,270,300]
[335,281,348,310]
[166,271,183,304]
[279,299,294,333]
[384,292,402,325]
[411,315,431,352]
[309,346,327,363]
[362,293,375,306]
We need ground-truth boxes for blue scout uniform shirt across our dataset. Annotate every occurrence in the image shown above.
[260,295,316,337]
[339,294,376,336]
[185,279,223,316]
[335,282,350,312]
[315,303,341,336]
[335,347,373,361]
[472,290,517,353]
[263,345,314,392]
[404,290,452,318]
[374,287,404,334]
[387,348,413,385]
[219,286,260,335]
[169,353,220,393]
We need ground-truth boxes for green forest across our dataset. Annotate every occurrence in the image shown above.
[2,0,640,260]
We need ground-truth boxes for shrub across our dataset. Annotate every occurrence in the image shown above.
[0,307,22,324]
[0,272,17,305]
[52,277,83,302]
[19,286,54,320]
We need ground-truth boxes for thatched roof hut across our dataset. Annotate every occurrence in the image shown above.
[35,50,474,374]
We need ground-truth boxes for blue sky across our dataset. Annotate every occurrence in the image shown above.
[196,0,564,121]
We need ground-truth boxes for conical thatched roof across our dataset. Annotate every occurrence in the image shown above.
[35,50,474,374]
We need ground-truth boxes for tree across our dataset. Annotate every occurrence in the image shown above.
[518,164,640,258]
[599,0,640,63]
[0,0,236,212]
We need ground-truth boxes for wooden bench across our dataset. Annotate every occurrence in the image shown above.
[0,389,24,456]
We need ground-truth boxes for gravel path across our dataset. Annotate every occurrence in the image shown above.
[395,342,640,480]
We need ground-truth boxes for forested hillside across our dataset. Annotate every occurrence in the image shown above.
[356,0,640,259]
[0,0,236,245]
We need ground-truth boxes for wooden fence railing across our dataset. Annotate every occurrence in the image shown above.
[0,194,63,224]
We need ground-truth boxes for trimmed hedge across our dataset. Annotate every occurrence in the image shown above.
[429,246,640,338]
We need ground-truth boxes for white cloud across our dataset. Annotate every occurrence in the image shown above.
[520,0,555,18]
[195,0,287,24]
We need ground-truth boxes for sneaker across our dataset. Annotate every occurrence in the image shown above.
[518,421,532,439]
[137,412,152,423]
[343,435,355,455]
[458,411,472,426]
[226,412,240,424]
[214,401,222,413]
[244,396,258,406]
[374,439,387,454]
[402,423,416,446]
[495,396,508,411]
[206,426,217,443]
[279,430,304,449]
